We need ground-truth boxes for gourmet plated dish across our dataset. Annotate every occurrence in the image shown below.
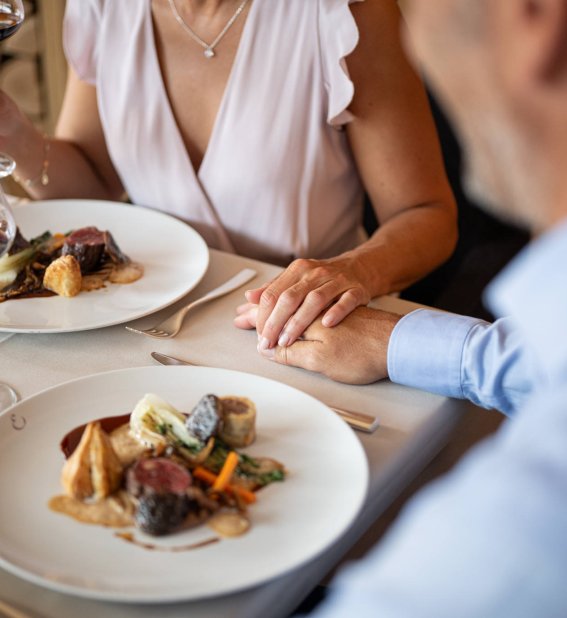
[49,393,286,542]
[0,225,143,302]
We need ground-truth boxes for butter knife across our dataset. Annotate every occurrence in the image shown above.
[151,351,379,433]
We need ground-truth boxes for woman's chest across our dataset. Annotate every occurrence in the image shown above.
[98,0,328,183]
[151,2,250,172]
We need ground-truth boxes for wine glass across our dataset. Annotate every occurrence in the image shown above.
[0,170,17,408]
[0,0,23,44]
[0,0,25,256]
[0,158,16,255]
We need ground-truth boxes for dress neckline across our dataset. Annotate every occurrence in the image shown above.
[146,0,257,184]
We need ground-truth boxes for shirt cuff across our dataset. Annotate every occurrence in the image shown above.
[387,309,484,399]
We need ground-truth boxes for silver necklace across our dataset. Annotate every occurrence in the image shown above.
[168,0,250,59]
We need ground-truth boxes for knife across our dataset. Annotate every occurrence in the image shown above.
[151,351,379,433]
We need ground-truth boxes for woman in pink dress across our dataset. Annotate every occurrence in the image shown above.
[0,0,456,348]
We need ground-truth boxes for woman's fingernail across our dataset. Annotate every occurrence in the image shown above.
[257,343,275,358]
[278,332,289,347]
[322,315,334,327]
[259,337,271,351]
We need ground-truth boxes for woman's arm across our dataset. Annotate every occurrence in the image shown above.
[243,0,457,350]
[345,0,457,293]
[0,68,123,200]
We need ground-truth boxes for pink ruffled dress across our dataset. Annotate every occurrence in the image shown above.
[64,0,366,265]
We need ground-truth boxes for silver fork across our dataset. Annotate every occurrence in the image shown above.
[125,268,257,339]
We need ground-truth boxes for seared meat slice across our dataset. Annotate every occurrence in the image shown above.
[126,457,191,498]
[62,226,132,273]
[135,493,191,536]
[135,484,221,536]
[62,227,106,273]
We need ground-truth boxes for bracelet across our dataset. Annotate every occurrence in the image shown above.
[13,134,50,189]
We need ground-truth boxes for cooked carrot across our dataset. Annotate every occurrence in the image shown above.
[193,465,257,504]
[212,451,239,492]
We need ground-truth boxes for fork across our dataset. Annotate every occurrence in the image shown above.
[125,268,257,339]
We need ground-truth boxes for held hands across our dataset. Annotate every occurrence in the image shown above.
[244,306,400,384]
[241,256,374,352]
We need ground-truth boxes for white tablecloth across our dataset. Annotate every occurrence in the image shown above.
[0,249,471,618]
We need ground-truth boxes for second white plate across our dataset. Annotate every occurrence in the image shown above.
[0,199,209,333]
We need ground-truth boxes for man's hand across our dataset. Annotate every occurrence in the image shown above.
[255,306,401,385]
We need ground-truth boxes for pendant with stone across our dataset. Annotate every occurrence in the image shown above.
[204,48,215,59]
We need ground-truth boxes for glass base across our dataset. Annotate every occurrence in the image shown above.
[0,153,16,179]
[0,383,20,412]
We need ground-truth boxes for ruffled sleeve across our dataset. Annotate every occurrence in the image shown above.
[318,0,364,127]
[63,0,104,85]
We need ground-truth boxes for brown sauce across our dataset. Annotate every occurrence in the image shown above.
[15,290,55,299]
[114,532,220,552]
[61,413,131,458]
[48,491,136,528]
[0,289,55,303]
[1,258,143,303]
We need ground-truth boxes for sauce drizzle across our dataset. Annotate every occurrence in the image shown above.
[114,532,220,552]
[60,413,131,457]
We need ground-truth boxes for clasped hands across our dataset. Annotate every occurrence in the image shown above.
[234,256,401,384]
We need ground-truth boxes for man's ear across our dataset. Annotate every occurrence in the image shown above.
[519,0,567,83]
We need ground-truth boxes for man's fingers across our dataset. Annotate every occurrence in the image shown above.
[257,339,322,373]
[236,301,256,315]
[233,305,258,330]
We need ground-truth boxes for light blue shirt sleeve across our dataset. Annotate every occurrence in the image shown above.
[387,309,537,416]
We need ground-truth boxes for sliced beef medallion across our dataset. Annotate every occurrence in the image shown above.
[135,493,192,536]
[63,226,132,273]
[62,226,106,273]
[128,458,193,536]
[126,457,192,498]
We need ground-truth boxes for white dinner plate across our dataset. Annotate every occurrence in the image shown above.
[0,366,368,603]
[0,200,209,333]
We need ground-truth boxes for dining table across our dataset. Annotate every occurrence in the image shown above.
[0,246,475,618]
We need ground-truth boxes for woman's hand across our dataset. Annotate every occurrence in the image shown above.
[234,0,458,352]
[241,255,372,351]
